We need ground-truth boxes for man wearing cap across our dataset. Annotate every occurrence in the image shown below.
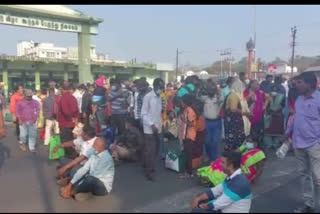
[15,89,40,152]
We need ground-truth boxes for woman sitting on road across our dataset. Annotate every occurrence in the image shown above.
[197,136,266,187]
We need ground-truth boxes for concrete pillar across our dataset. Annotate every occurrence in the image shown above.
[64,65,69,81]
[35,71,40,90]
[160,71,169,83]
[2,69,8,100]
[78,24,93,84]
[247,50,253,80]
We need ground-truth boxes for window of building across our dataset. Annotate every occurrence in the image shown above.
[46,52,55,58]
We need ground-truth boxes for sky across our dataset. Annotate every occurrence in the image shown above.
[1,5,320,67]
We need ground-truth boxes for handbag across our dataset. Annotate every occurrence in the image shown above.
[49,135,65,160]
[165,139,186,173]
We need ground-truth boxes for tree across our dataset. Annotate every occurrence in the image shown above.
[269,57,287,65]
[228,57,248,74]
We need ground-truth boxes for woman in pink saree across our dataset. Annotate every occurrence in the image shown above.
[243,80,270,147]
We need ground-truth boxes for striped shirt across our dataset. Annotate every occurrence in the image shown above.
[136,88,151,119]
[205,168,252,213]
[109,88,130,115]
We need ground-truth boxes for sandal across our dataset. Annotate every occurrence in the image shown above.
[178,173,194,179]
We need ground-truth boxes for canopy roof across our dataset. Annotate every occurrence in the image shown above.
[0,5,103,24]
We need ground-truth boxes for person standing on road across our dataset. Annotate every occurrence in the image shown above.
[58,84,79,159]
[9,84,24,142]
[92,76,107,132]
[283,71,320,213]
[221,77,235,99]
[43,88,59,146]
[135,79,151,129]
[223,78,251,152]
[243,80,270,148]
[201,79,224,163]
[108,78,130,136]
[263,76,286,152]
[80,84,92,126]
[239,72,248,89]
[190,151,252,213]
[141,78,164,181]
[260,74,273,93]
[15,89,40,152]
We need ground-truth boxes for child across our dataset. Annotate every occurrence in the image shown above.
[72,122,85,155]
[163,110,178,141]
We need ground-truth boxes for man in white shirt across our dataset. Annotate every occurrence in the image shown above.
[53,125,97,185]
[141,78,165,181]
[190,151,252,213]
[60,137,115,201]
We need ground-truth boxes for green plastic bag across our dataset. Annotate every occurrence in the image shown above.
[164,139,186,173]
[5,113,12,123]
[49,135,65,160]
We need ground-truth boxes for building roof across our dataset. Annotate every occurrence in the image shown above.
[0,5,103,24]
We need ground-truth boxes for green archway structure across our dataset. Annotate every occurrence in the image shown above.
[0,5,103,88]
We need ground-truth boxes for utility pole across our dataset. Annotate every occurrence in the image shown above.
[176,48,179,82]
[228,56,234,76]
[217,50,223,77]
[217,49,231,78]
[291,26,297,77]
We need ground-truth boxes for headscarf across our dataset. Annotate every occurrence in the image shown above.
[95,76,106,87]
[231,77,251,136]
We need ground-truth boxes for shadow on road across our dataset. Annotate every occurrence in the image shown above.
[0,142,10,175]
[30,154,55,213]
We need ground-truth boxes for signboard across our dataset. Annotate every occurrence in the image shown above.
[0,11,82,33]
[156,63,174,71]
[251,63,258,72]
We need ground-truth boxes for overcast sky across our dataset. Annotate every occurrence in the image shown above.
[1,5,320,67]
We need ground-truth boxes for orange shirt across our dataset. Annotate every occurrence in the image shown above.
[9,92,24,115]
[196,115,205,132]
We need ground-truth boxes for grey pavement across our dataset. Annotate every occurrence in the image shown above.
[0,126,302,213]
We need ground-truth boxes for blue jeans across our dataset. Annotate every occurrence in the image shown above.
[205,119,222,161]
[19,123,37,150]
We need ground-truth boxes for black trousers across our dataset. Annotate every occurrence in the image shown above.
[73,175,108,196]
[15,118,20,141]
[111,114,127,136]
[60,127,77,159]
[184,139,194,174]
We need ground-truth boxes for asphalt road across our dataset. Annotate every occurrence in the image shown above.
[0,126,303,213]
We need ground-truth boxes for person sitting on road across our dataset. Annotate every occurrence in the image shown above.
[54,125,97,186]
[72,122,85,154]
[110,118,144,162]
[197,136,266,187]
[60,137,115,201]
[190,151,252,213]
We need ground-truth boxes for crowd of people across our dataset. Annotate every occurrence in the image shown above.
[1,70,320,212]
